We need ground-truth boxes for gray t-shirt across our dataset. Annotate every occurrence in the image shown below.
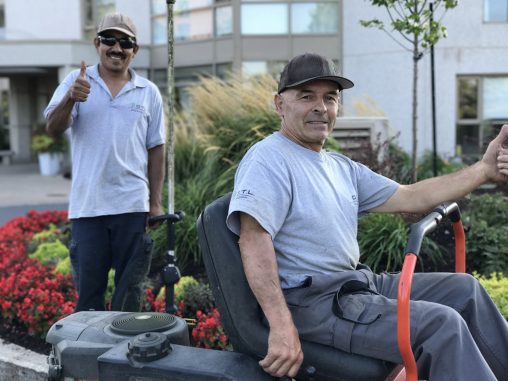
[227,132,398,288]
[44,65,165,219]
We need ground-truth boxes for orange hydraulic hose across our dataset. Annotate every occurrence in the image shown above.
[453,220,466,273]
[397,253,418,381]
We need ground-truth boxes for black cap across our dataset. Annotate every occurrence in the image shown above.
[278,53,354,94]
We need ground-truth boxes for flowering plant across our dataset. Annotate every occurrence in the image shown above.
[31,133,67,153]
[191,308,232,350]
[0,210,75,336]
[0,211,232,350]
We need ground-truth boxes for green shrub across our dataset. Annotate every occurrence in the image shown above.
[475,272,508,319]
[105,269,115,305]
[358,213,443,272]
[416,151,465,181]
[54,256,72,275]
[29,240,69,266]
[174,276,199,304]
[31,133,67,153]
[178,281,214,318]
[460,193,508,276]
[464,220,508,276]
[163,75,282,274]
[463,193,508,228]
[27,223,69,253]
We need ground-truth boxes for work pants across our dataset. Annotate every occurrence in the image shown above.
[284,270,508,381]
[69,213,151,312]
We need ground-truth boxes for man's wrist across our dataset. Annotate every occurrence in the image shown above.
[475,160,492,184]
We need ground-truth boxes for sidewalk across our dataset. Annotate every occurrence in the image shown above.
[0,163,70,226]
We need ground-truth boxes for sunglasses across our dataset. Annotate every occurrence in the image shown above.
[98,35,136,49]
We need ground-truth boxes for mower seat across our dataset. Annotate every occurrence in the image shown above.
[196,193,398,381]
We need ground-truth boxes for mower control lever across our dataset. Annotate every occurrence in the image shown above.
[148,211,185,314]
[148,211,185,226]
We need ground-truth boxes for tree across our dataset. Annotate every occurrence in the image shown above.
[361,0,458,182]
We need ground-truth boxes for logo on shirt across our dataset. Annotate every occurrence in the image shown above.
[130,103,145,114]
[236,189,255,199]
[351,194,358,205]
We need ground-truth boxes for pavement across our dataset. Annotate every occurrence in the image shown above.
[0,163,70,226]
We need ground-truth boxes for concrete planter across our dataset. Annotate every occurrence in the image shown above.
[37,152,63,176]
[0,339,48,381]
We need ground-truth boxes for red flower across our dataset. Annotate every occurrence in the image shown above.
[0,211,75,337]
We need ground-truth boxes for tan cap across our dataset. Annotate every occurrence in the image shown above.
[97,13,137,38]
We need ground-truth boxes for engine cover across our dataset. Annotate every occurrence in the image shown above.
[46,311,189,380]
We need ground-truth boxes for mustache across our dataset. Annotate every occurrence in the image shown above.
[107,51,126,59]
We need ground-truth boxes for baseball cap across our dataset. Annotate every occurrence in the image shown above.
[97,13,137,38]
[278,53,354,94]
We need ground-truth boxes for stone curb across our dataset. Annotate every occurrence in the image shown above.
[0,339,48,381]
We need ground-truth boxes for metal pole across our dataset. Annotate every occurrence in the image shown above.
[164,0,179,314]
[166,0,175,215]
[430,1,438,177]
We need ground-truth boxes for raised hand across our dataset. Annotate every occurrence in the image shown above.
[496,125,508,179]
[483,124,508,182]
[69,61,91,102]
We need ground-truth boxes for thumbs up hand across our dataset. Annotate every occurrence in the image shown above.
[69,61,91,102]
[79,60,87,79]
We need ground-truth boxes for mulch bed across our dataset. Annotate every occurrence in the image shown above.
[0,320,51,355]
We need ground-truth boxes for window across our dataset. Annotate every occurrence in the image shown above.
[291,2,339,34]
[152,0,167,44]
[0,0,5,29]
[241,4,288,34]
[152,0,167,15]
[83,0,116,41]
[216,6,233,37]
[458,78,478,120]
[175,8,213,41]
[242,61,286,78]
[456,76,508,156]
[484,0,508,22]
[175,0,213,12]
[483,77,508,119]
[0,88,9,150]
[96,0,115,23]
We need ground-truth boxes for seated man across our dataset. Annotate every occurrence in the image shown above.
[226,53,508,381]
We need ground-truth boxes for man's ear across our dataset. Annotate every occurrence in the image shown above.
[133,45,139,54]
[93,37,100,49]
[274,93,284,116]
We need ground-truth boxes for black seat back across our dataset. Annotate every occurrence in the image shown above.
[196,193,395,381]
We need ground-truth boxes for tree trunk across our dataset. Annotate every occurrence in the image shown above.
[411,37,419,183]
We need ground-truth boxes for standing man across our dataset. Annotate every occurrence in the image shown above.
[227,53,508,380]
[44,13,165,312]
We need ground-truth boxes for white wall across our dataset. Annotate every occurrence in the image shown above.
[343,0,508,158]
[5,0,81,40]
[5,0,152,43]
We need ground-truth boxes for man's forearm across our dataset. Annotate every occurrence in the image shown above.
[148,144,165,213]
[46,92,75,137]
[375,161,489,214]
[238,213,303,377]
[376,125,508,214]
[238,214,294,329]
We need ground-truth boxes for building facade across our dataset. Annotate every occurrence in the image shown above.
[0,0,507,162]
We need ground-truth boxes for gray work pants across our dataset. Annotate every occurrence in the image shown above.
[284,270,508,381]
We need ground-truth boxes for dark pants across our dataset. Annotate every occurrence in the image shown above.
[284,269,508,381]
[69,213,152,312]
